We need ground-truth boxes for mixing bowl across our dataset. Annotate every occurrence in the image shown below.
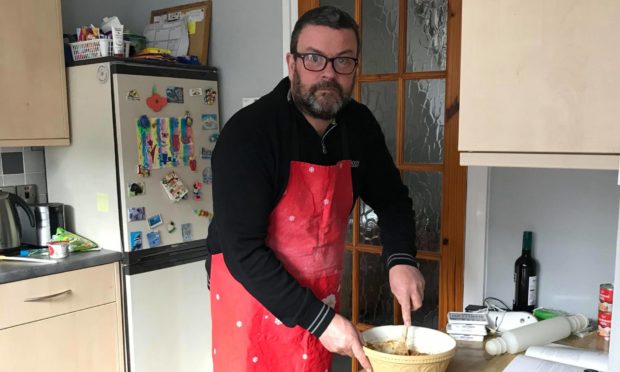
[362,325,456,372]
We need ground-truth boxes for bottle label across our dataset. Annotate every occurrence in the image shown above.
[528,276,537,306]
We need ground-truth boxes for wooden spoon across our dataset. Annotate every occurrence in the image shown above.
[393,324,409,355]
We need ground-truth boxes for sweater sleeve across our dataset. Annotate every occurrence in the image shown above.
[210,112,335,337]
[356,111,418,269]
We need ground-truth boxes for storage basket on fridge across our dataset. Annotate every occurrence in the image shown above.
[69,39,131,61]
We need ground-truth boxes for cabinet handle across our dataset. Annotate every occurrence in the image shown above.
[24,289,72,302]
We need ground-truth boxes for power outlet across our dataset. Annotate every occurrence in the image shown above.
[16,184,37,204]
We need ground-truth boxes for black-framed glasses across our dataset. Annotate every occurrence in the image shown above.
[293,53,358,74]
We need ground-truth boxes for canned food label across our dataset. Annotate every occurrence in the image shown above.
[598,310,612,328]
[600,283,614,303]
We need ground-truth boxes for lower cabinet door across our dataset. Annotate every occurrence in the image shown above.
[0,302,122,372]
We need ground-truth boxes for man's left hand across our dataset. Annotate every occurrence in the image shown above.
[389,264,425,326]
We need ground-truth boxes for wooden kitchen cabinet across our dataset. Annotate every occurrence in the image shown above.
[0,0,69,146]
[0,263,125,372]
[459,0,620,169]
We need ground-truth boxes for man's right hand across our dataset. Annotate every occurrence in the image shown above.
[318,314,373,372]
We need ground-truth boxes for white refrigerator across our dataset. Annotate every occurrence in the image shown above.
[46,60,217,372]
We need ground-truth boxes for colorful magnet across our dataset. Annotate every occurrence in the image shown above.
[185,111,193,127]
[128,207,146,222]
[209,133,219,143]
[202,167,213,184]
[129,231,143,251]
[137,115,195,170]
[166,86,184,103]
[201,148,212,159]
[137,164,151,177]
[128,182,145,197]
[181,223,192,242]
[167,221,176,233]
[189,88,203,96]
[147,214,163,229]
[201,113,218,130]
[146,230,162,248]
[192,181,202,201]
[161,172,189,202]
[204,88,217,105]
[194,209,212,219]
[127,89,140,101]
[147,85,167,112]
[189,156,197,171]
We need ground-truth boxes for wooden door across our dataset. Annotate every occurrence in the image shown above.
[298,0,465,362]
[0,0,69,146]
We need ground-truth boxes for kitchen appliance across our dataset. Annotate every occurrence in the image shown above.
[0,191,35,255]
[19,203,66,247]
[45,60,216,372]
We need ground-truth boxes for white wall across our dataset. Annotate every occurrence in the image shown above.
[61,0,284,123]
[483,168,619,319]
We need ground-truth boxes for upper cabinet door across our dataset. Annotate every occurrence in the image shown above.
[459,0,620,155]
[0,0,69,146]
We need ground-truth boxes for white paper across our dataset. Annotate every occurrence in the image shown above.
[525,345,608,371]
[143,19,189,57]
[186,9,204,22]
[504,355,586,372]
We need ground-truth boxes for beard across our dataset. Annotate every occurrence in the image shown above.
[291,67,354,120]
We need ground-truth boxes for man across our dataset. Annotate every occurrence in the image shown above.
[206,6,424,371]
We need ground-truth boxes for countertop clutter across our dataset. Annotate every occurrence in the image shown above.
[0,249,122,284]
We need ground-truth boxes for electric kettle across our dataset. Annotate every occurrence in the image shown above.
[0,191,35,256]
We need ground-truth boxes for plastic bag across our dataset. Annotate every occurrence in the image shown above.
[51,227,100,252]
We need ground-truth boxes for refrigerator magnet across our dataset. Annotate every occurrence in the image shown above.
[194,209,212,219]
[189,156,197,171]
[181,223,192,242]
[137,164,150,177]
[202,167,213,184]
[127,89,140,101]
[166,86,184,103]
[192,181,202,201]
[128,207,146,222]
[201,148,212,159]
[204,88,217,105]
[147,214,164,229]
[147,86,167,112]
[167,221,176,233]
[161,171,189,202]
[129,231,143,251]
[146,230,162,248]
[201,113,218,130]
[209,133,219,143]
[128,182,145,197]
[189,88,203,96]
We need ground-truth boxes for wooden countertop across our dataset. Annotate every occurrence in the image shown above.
[447,332,609,371]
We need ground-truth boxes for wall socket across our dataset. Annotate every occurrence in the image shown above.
[16,184,37,204]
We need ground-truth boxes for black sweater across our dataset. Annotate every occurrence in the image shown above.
[206,78,417,337]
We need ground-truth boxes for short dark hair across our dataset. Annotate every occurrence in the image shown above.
[290,6,360,56]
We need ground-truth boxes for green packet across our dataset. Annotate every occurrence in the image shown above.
[51,227,100,252]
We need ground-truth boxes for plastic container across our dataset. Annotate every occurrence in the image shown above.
[485,314,588,355]
[69,39,130,61]
[362,326,456,372]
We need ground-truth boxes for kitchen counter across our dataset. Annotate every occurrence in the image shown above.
[447,332,609,371]
[0,249,122,284]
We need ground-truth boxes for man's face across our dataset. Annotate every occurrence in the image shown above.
[287,25,357,120]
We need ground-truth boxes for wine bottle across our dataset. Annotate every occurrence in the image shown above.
[513,231,537,312]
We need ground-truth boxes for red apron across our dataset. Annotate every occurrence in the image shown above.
[210,156,353,372]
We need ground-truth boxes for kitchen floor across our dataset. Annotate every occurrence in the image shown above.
[332,354,352,371]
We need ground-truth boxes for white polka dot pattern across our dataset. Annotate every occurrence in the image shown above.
[288,215,296,222]
[213,348,217,355]
[323,199,329,205]
[215,293,220,300]
[274,318,282,325]
[302,353,308,360]
[236,320,243,328]
[252,356,258,363]
[309,167,315,173]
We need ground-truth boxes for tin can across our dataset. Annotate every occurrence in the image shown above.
[47,241,69,259]
[598,309,612,338]
[600,283,614,303]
